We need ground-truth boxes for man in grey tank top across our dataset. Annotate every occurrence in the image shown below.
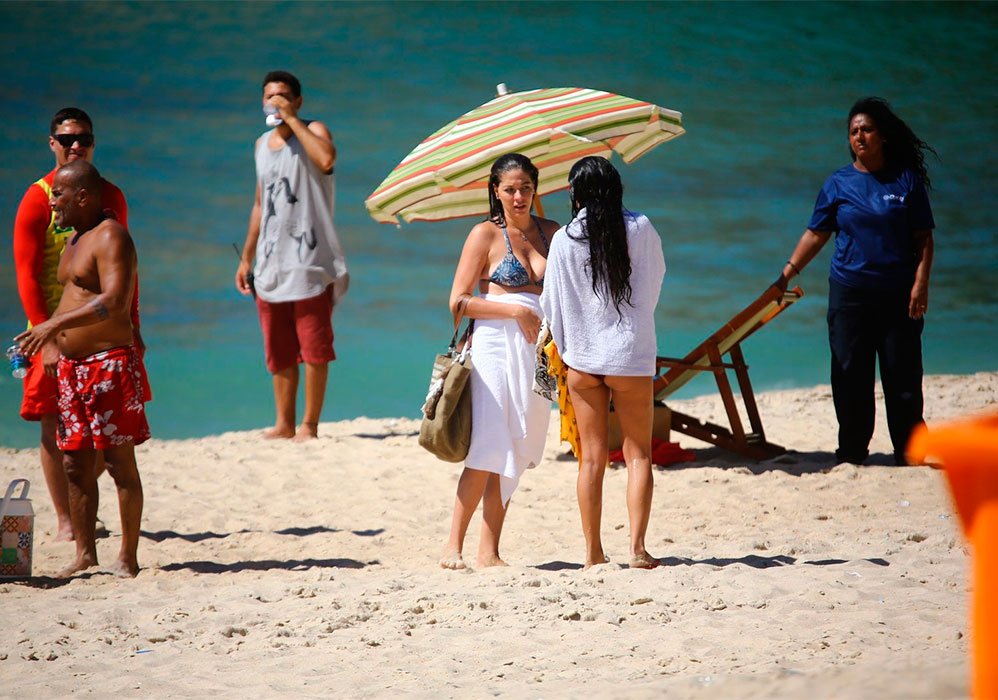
[235,70,349,441]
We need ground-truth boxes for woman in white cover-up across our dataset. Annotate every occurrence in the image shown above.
[439,154,559,570]
[540,156,666,570]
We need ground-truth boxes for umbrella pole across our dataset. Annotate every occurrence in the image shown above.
[534,195,546,218]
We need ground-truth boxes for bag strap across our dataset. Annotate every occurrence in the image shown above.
[449,293,474,352]
[0,479,29,523]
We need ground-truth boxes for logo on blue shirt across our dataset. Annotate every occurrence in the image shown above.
[882,194,906,203]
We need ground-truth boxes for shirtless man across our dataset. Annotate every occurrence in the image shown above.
[16,160,148,578]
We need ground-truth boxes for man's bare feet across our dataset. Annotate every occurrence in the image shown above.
[629,552,660,569]
[293,422,319,442]
[53,521,75,542]
[94,518,109,539]
[262,425,295,439]
[55,518,108,541]
[477,554,508,568]
[103,558,140,578]
[56,553,99,578]
[440,547,467,570]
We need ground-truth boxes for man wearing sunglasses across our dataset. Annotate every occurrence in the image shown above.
[12,107,144,542]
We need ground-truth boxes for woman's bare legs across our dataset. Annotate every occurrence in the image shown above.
[477,473,509,567]
[441,467,490,569]
[605,375,657,568]
[568,368,612,568]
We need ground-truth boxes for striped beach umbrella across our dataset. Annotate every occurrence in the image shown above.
[365,86,685,224]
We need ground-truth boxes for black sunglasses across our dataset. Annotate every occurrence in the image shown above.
[52,133,95,148]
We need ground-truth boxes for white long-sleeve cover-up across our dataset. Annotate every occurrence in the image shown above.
[466,293,550,505]
[540,209,666,376]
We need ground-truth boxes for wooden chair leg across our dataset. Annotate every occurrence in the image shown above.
[668,409,785,461]
[729,344,766,439]
[707,343,746,445]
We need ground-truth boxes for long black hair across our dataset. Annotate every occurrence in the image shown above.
[848,96,936,189]
[487,153,539,225]
[568,156,632,313]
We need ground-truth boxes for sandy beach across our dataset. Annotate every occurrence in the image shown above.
[1,371,995,698]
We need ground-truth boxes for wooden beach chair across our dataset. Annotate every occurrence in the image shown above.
[653,284,805,460]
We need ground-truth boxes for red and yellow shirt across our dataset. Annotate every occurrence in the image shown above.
[13,168,139,329]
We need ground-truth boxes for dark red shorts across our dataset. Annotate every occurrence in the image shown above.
[256,286,336,373]
[56,345,151,451]
[20,351,57,421]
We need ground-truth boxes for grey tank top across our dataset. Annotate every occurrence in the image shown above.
[253,127,349,303]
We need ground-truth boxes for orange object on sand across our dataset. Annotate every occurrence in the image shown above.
[907,412,998,700]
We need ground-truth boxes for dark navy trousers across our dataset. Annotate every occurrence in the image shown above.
[827,279,925,464]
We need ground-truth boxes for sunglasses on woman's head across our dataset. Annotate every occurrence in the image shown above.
[52,133,95,148]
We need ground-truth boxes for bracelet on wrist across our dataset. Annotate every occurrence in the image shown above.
[786,260,802,276]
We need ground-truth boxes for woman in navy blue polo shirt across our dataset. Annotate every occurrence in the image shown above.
[776,97,936,465]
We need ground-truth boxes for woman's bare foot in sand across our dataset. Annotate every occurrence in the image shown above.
[262,425,295,439]
[56,552,99,578]
[477,554,508,568]
[629,552,660,569]
[293,422,319,442]
[440,547,467,570]
[103,557,140,578]
[583,554,610,571]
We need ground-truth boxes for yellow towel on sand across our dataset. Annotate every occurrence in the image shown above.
[543,340,581,464]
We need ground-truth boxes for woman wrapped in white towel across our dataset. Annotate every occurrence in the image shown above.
[439,154,560,570]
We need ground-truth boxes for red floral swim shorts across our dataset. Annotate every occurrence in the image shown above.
[56,345,151,451]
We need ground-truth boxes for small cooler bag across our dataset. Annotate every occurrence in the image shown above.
[0,479,33,579]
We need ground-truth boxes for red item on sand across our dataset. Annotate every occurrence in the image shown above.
[609,438,695,466]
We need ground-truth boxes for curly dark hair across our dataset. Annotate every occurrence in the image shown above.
[263,70,301,98]
[486,153,539,226]
[848,96,937,189]
[568,156,632,314]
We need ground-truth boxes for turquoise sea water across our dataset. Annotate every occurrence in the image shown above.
[1,1,996,449]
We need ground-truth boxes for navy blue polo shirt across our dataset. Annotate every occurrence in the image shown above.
[809,164,935,292]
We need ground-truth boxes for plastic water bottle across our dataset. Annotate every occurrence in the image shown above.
[6,345,28,379]
[264,104,283,128]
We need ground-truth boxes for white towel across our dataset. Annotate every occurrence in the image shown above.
[465,293,550,505]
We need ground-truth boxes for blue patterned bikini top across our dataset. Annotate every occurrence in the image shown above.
[486,217,549,289]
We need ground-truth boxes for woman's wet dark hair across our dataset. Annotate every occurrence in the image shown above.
[568,156,632,314]
[487,153,539,225]
[848,96,936,189]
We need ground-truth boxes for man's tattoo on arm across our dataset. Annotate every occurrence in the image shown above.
[90,298,110,320]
